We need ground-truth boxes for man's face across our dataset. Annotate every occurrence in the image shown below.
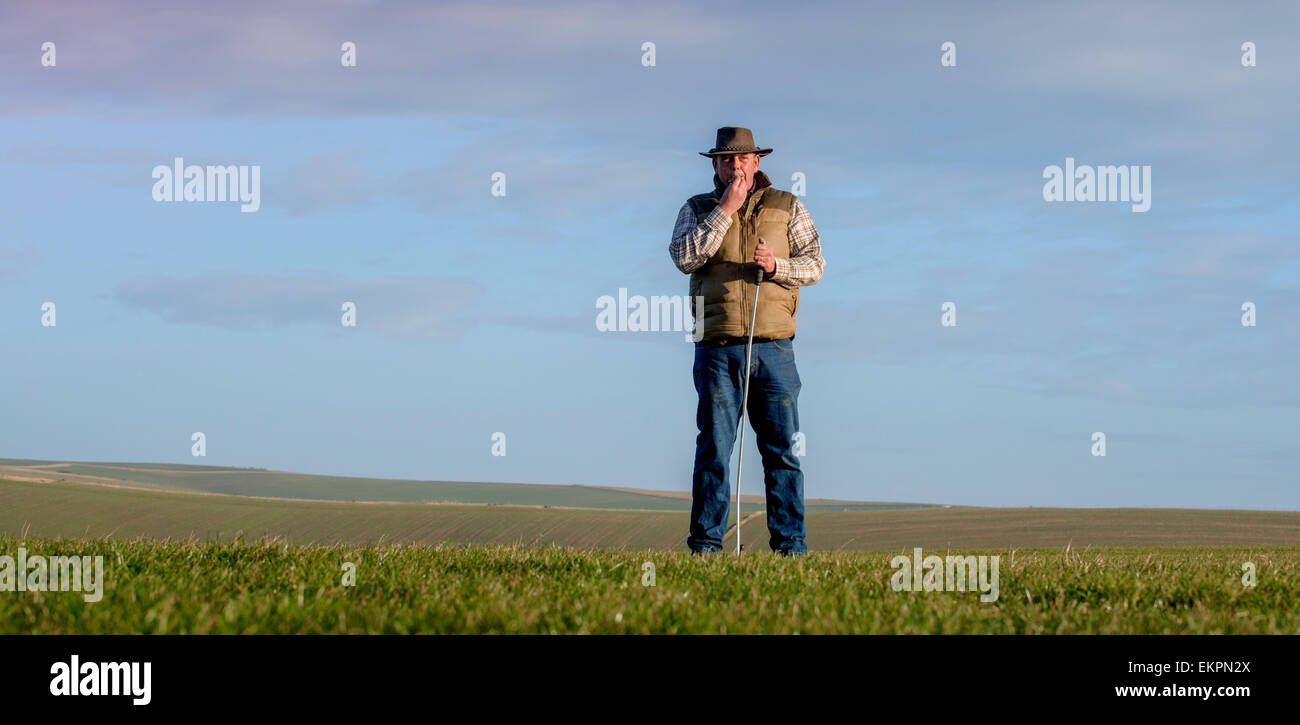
[713,152,760,189]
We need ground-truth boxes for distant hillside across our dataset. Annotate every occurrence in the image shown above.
[5,477,1300,551]
[0,458,933,512]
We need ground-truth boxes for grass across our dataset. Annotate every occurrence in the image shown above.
[2,534,1296,634]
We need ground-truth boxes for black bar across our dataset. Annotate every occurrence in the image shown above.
[2,634,1287,714]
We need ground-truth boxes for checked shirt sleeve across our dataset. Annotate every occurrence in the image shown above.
[769,197,825,287]
[670,202,732,274]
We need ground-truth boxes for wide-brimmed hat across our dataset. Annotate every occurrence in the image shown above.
[699,126,772,157]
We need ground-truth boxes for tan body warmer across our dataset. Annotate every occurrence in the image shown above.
[686,172,799,342]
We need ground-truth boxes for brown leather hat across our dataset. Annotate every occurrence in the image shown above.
[699,126,773,157]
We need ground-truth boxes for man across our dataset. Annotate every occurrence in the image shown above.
[669,126,825,556]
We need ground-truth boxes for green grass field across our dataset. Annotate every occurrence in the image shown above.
[3,535,1295,634]
[4,474,1299,634]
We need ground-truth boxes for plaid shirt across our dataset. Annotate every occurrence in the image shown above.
[669,194,825,287]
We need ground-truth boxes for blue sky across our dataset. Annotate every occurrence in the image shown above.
[1,0,1297,509]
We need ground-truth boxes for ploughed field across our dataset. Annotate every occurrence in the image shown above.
[4,478,1300,551]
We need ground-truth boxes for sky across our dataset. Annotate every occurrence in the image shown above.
[1,0,1297,509]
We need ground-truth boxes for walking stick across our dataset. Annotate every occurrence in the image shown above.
[734,262,764,555]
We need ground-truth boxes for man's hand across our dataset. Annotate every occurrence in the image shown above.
[717,169,749,216]
[754,238,776,275]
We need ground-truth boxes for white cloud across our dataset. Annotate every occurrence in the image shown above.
[112,271,481,339]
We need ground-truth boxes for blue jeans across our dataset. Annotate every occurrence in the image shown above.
[688,336,807,554]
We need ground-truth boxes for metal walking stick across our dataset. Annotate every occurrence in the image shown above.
[733,261,764,555]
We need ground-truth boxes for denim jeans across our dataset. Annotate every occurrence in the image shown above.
[688,336,807,554]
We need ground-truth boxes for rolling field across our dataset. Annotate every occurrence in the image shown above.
[0,458,927,511]
[0,478,698,550]
[5,475,1299,635]
[5,477,1300,552]
[3,535,1296,634]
